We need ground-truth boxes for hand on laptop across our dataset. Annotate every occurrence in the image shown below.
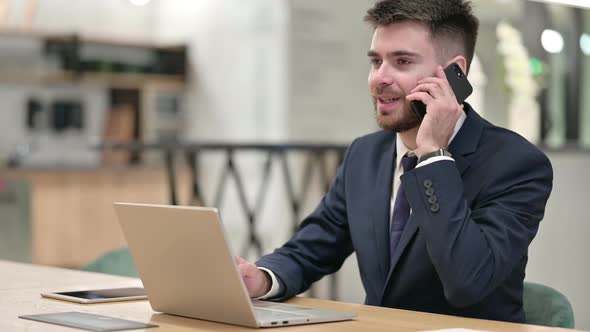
[235,256,271,298]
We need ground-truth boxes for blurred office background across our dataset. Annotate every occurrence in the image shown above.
[0,0,588,329]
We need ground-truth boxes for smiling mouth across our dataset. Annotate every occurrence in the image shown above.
[378,97,401,103]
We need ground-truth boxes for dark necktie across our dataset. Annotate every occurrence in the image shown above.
[390,154,418,262]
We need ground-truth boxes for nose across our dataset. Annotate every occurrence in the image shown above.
[371,64,394,87]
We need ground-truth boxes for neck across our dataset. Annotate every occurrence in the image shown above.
[398,126,419,151]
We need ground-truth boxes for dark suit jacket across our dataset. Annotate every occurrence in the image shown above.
[256,105,553,323]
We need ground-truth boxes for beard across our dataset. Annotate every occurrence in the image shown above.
[371,87,421,133]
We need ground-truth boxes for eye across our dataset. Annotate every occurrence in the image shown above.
[397,58,412,65]
[369,58,382,66]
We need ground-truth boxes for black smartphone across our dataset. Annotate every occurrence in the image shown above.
[411,62,473,120]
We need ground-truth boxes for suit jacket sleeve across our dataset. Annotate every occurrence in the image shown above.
[255,140,357,301]
[401,147,553,308]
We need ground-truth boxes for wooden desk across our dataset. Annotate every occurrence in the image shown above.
[0,261,580,331]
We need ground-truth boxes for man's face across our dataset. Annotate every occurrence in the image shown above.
[368,21,440,132]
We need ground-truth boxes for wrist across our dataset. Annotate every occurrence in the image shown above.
[417,148,452,164]
[415,145,442,159]
[258,270,272,296]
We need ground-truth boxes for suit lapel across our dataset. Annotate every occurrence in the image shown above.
[453,155,470,175]
[386,211,419,281]
[448,104,485,173]
[370,133,397,284]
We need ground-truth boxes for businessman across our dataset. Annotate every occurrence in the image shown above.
[236,0,553,323]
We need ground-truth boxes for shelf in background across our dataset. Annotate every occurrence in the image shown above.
[0,28,188,89]
[0,70,186,89]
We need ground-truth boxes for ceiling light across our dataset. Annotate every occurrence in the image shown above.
[581,33,590,56]
[541,29,564,54]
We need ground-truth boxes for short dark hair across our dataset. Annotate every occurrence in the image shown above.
[364,0,479,73]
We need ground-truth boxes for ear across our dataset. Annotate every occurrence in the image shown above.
[444,55,468,75]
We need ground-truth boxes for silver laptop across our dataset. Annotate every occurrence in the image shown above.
[114,202,357,328]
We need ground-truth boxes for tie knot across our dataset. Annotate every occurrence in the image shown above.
[401,154,418,172]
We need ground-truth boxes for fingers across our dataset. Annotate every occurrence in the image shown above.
[234,256,269,298]
[406,91,435,105]
[238,263,254,277]
[235,256,259,278]
[436,65,445,79]
[417,66,455,98]
[410,83,444,99]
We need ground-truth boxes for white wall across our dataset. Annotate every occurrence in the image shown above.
[152,0,293,259]
[287,0,376,142]
[154,0,288,142]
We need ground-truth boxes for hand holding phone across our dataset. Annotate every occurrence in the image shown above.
[411,63,473,120]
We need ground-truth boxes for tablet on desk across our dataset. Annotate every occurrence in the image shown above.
[41,287,147,304]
